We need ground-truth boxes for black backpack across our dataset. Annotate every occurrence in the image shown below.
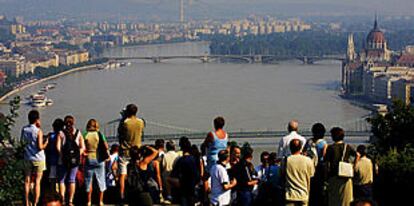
[62,129,80,169]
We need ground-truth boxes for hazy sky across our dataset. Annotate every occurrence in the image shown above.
[0,0,413,21]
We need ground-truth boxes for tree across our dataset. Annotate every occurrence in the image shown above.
[0,96,25,205]
[368,100,414,205]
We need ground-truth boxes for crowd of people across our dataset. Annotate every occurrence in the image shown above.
[21,104,377,206]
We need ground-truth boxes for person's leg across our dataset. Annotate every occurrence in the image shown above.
[67,167,79,205]
[33,171,44,205]
[24,174,31,206]
[85,166,94,205]
[57,165,66,203]
[118,156,128,201]
[23,161,33,206]
[95,162,107,205]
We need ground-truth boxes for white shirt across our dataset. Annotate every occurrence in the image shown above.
[210,163,231,206]
[277,131,306,159]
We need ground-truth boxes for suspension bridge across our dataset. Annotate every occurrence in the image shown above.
[103,115,373,144]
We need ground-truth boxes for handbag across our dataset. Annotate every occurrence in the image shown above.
[97,131,110,162]
[338,144,354,178]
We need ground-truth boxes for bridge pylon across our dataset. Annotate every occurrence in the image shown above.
[201,55,209,63]
[253,55,262,63]
[152,57,161,63]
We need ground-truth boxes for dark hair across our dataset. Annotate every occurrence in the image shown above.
[242,146,253,160]
[43,191,63,205]
[64,115,75,136]
[52,118,64,133]
[155,139,165,150]
[289,139,302,154]
[191,144,201,159]
[311,123,326,139]
[110,144,119,154]
[330,127,345,142]
[179,136,192,153]
[125,104,138,117]
[179,136,189,149]
[166,140,176,151]
[214,116,225,130]
[357,145,367,157]
[268,152,277,165]
[218,149,229,162]
[28,110,40,124]
[260,151,270,163]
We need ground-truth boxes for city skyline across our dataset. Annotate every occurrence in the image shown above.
[1,0,414,22]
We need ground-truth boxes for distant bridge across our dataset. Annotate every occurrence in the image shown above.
[106,54,346,64]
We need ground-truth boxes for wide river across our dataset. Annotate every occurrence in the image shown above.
[3,42,369,139]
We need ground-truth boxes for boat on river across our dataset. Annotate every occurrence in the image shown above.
[31,94,46,107]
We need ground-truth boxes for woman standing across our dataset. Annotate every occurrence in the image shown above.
[83,119,109,206]
[127,145,159,206]
[325,127,356,206]
[56,115,85,206]
[203,116,229,172]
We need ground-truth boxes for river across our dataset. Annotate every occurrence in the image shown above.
[1,41,370,142]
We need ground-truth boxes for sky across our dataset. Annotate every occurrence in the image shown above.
[0,0,413,21]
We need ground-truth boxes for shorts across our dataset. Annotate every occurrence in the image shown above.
[49,165,57,179]
[24,160,46,176]
[118,155,130,175]
[58,165,79,184]
[85,159,107,192]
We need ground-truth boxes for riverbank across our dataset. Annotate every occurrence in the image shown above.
[0,63,104,102]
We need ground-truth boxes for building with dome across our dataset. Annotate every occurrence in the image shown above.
[342,17,414,107]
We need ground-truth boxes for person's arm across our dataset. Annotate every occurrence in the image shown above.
[78,133,85,155]
[203,132,214,146]
[142,146,159,165]
[322,143,328,159]
[277,138,284,159]
[37,129,48,150]
[56,132,62,153]
[153,160,163,191]
[223,178,237,190]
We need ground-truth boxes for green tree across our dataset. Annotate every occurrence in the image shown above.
[368,100,414,205]
[0,96,25,205]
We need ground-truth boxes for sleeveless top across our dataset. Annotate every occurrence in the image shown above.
[207,131,228,170]
[315,139,327,162]
[22,124,45,162]
[46,131,62,165]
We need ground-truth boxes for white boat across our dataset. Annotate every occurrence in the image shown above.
[31,94,46,107]
[45,99,54,106]
[45,83,56,90]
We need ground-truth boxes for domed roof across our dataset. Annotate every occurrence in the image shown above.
[367,19,385,43]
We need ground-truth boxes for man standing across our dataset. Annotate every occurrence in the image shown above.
[277,120,306,159]
[117,104,145,202]
[21,110,48,206]
[354,145,374,200]
[282,139,315,206]
[210,150,237,206]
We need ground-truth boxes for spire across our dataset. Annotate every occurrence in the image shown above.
[347,33,356,61]
[374,13,379,30]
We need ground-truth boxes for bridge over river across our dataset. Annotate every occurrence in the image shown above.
[106,54,345,64]
[103,115,372,146]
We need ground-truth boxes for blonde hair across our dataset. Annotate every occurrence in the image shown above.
[86,119,99,132]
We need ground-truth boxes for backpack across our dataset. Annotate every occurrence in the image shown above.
[305,139,319,167]
[62,129,80,169]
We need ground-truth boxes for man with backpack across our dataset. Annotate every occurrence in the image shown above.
[304,123,327,206]
[56,115,85,206]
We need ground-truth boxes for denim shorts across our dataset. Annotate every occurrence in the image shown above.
[58,165,78,184]
[84,159,107,192]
